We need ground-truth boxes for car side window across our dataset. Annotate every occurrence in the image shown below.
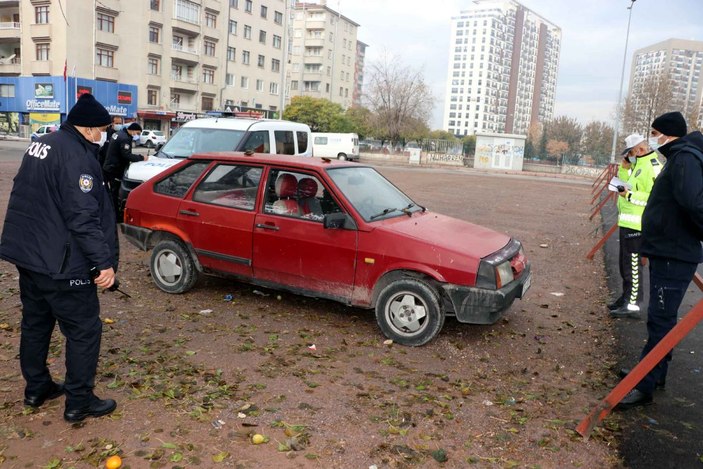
[153,162,210,198]
[241,130,270,153]
[192,164,262,211]
[263,169,341,222]
[274,130,295,155]
[297,131,309,154]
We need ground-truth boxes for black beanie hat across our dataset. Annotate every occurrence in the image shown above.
[66,93,111,127]
[126,122,142,131]
[651,111,687,138]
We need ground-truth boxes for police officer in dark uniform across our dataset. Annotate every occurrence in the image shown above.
[103,121,147,220]
[0,93,119,422]
[97,115,123,167]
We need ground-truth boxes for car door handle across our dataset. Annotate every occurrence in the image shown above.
[256,223,279,231]
[179,209,199,217]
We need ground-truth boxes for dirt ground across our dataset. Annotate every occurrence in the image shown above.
[0,160,625,468]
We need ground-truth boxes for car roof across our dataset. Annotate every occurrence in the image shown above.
[188,151,364,170]
[181,117,311,132]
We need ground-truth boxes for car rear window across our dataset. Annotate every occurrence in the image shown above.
[274,130,295,155]
[192,164,262,211]
[153,162,210,198]
[297,131,308,153]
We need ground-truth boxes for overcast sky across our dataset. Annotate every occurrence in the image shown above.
[336,0,702,129]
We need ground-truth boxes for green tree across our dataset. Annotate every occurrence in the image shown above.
[344,106,373,139]
[428,130,457,141]
[581,121,614,166]
[283,96,346,132]
[546,116,583,163]
[462,135,476,155]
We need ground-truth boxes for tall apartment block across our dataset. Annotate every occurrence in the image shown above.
[287,1,360,109]
[0,0,291,135]
[442,0,560,136]
[628,38,703,128]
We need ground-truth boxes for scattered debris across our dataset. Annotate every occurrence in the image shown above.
[383,339,393,345]
[307,344,317,351]
[253,290,269,297]
[198,309,213,315]
[550,292,564,297]
[212,419,225,429]
[482,400,494,406]
[539,243,549,248]
[223,294,233,301]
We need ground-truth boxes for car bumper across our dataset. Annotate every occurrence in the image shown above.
[441,264,532,324]
[120,223,152,251]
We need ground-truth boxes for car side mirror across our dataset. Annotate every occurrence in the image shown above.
[323,212,356,230]
[155,143,164,152]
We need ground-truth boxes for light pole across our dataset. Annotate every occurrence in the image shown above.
[610,0,637,163]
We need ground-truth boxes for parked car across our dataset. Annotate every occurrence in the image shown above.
[121,152,531,346]
[31,124,58,141]
[138,129,167,148]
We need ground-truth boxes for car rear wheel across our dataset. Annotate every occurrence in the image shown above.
[146,140,155,148]
[150,240,198,293]
[375,278,444,346]
[337,153,347,160]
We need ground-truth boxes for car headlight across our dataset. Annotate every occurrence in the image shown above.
[475,239,521,290]
[495,261,514,288]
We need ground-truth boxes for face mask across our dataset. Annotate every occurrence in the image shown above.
[649,136,661,151]
[132,134,141,142]
[96,131,107,147]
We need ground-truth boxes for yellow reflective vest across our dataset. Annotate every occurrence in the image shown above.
[617,151,662,231]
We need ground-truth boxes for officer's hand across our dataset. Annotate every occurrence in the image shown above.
[618,189,629,198]
[617,185,625,193]
[95,267,115,289]
[142,154,149,161]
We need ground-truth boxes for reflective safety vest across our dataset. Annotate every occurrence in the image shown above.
[617,151,662,231]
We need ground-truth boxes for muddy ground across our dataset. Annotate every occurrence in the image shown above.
[0,160,626,468]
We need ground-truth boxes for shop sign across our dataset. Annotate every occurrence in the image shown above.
[26,99,60,111]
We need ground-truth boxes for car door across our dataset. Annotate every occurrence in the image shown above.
[176,162,263,278]
[252,168,357,301]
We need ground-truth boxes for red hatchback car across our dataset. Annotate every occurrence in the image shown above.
[122,152,531,346]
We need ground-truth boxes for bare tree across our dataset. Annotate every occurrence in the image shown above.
[365,53,434,144]
[623,72,675,136]
[546,116,582,163]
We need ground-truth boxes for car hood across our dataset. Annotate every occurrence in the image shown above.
[376,211,510,259]
[124,157,181,181]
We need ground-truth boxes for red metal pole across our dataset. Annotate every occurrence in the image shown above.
[590,191,615,221]
[586,223,618,260]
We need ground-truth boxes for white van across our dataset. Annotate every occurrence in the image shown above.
[119,117,312,213]
[311,132,359,161]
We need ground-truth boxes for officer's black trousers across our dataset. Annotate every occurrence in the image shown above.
[618,227,644,306]
[18,268,102,409]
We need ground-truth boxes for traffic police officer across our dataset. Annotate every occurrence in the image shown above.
[609,133,662,318]
[0,93,118,422]
[103,121,147,220]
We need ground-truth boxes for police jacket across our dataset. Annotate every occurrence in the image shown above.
[616,151,662,231]
[0,123,117,279]
[641,131,703,263]
[102,127,143,178]
[97,124,117,167]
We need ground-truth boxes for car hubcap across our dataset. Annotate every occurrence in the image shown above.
[387,293,427,334]
[155,250,182,286]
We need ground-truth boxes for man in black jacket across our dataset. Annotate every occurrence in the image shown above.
[0,93,119,422]
[103,122,147,220]
[617,111,703,409]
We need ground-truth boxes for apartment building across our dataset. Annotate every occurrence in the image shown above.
[442,0,561,136]
[628,38,703,129]
[288,1,359,110]
[0,0,290,135]
[353,40,367,108]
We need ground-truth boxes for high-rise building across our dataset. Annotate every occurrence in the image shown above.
[287,2,360,109]
[442,0,561,136]
[0,0,290,135]
[627,38,703,129]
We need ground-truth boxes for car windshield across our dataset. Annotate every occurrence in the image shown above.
[327,166,422,222]
[157,127,245,159]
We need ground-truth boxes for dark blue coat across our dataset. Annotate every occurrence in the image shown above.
[0,123,117,279]
[641,131,703,264]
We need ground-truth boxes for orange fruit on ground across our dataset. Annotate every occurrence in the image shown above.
[105,455,122,469]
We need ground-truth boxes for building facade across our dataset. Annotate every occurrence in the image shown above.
[287,2,359,109]
[628,38,703,129]
[442,0,560,137]
[0,0,292,135]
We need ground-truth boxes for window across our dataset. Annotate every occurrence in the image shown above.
[202,68,215,84]
[192,164,262,211]
[242,50,250,65]
[35,43,49,61]
[240,76,249,88]
[171,93,181,105]
[297,131,308,153]
[273,35,282,49]
[230,0,238,7]
[201,96,214,111]
[263,170,336,221]
[0,84,15,97]
[96,48,114,67]
[244,25,251,39]
[256,79,264,91]
[226,73,234,85]
[147,56,160,74]
[149,25,160,43]
[274,10,283,24]
[271,58,280,72]
[227,46,236,61]
[229,20,237,35]
[257,54,265,68]
[245,0,253,13]
[260,5,268,18]
[35,6,49,24]
[241,130,269,153]
[174,0,200,24]
[205,11,217,28]
[171,64,183,80]
[147,88,158,105]
[150,0,160,11]
[290,80,298,91]
[204,40,216,56]
[97,13,114,32]
[154,162,209,198]
[269,82,279,95]
[259,30,266,44]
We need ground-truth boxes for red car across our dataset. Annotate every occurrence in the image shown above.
[122,152,531,345]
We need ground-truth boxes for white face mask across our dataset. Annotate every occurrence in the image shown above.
[95,130,107,147]
[648,136,660,150]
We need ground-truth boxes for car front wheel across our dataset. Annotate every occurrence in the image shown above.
[146,140,155,148]
[150,239,199,293]
[337,153,347,160]
[375,278,444,346]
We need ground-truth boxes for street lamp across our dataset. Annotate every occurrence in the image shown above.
[610,0,637,163]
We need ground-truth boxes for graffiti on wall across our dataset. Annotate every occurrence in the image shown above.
[475,141,525,169]
[425,153,464,164]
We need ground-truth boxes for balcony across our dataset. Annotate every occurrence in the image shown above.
[29,22,50,39]
[170,75,198,92]
[96,30,119,48]
[303,37,325,48]
[95,65,119,81]
[0,57,19,74]
[30,59,51,75]
[200,53,218,68]
[171,43,199,65]
[0,21,20,40]
[200,81,218,94]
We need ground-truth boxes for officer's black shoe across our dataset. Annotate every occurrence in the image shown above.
[607,296,626,311]
[614,389,653,410]
[64,397,117,422]
[24,381,65,407]
[618,368,666,388]
[610,304,641,319]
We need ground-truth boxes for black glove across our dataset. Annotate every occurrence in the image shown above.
[617,185,625,193]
